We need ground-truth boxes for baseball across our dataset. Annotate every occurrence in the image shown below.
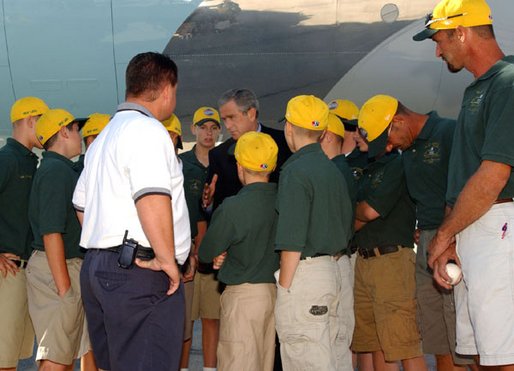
[445,263,462,285]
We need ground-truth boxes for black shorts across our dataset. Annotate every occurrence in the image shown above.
[80,249,185,371]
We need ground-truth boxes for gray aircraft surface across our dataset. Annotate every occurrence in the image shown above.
[0,0,513,145]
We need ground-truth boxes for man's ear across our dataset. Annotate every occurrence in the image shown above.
[246,107,257,121]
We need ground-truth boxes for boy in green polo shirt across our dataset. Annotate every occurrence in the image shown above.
[0,96,48,371]
[26,108,92,370]
[352,95,426,370]
[199,131,279,371]
[179,106,222,371]
[274,95,353,370]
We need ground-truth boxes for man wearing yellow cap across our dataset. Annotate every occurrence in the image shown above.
[353,95,427,370]
[0,97,48,370]
[75,113,111,173]
[415,0,514,367]
[199,131,279,371]
[179,106,221,371]
[26,108,92,370]
[162,113,183,153]
[275,95,353,370]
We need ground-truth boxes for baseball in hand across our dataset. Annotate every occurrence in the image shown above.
[445,263,462,285]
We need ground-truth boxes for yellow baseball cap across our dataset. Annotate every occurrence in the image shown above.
[82,113,110,138]
[36,108,75,145]
[162,114,183,149]
[234,131,278,172]
[285,95,328,131]
[328,99,359,121]
[10,96,49,123]
[162,114,182,136]
[193,106,221,127]
[358,95,398,158]
[413,0,493,41]
[327,112,345,138]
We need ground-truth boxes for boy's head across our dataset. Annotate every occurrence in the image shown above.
[284,95,328,152]
[234,131,278,185]
[162,114,182,153]
[320,113,345,159]
[358,94,398,158]
[192,106,221,149]
[81,113,110,149]
[36,108,83,157]
[10,96,50,150]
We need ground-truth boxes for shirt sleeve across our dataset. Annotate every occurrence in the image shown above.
[0,154,15,193]
[275,171,311,252]
[482,85,514,166]
[366,157,407,219]
[198,204,237,263]
[121,120,175,201]
[38,171,69,235]
[72,171,86,211]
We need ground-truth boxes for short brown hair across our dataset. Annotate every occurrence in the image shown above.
[125,52,178,101]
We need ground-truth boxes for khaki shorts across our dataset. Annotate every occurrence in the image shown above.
[26,250,90,365]
[0,267,34,367]
[416,230,473,365]
[192,272,221,320]
[183,279,194,341]
[218,283,276,371]
[352,247,423,361]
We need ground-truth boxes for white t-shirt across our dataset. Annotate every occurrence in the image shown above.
[73,103,191,264]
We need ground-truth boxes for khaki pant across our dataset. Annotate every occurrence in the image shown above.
[275,256,351,371]
[0,267,34,367]
[218,283,276,371]
[26,250,90,364]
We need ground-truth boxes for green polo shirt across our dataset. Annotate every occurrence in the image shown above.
[354,153,416,250]
[275,143,353,258]
[29,151,83,259]
[332,154,357,210]
[447,56,514,205]
[198,182,279,285]
[179,146,208,238]
[0,138,38,259]
[402,112,455,229]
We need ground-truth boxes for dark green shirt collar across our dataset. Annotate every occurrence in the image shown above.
[416,111,440,141]
[282,142,321,169]
[239,182,277,195]
[6,138,36,158]
[470,56,514,87]
[42,151,76,168]
[180,145,207,169]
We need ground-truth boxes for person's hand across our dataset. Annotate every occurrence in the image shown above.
[0,253,21,277]
[432,242,459,290]
[202,174,218,208]
[213,252,227,270]
[182,255,197,282]
[136,258,181,295]
[427,230,455,268]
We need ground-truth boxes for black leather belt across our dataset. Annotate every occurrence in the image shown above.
[91,246,155,260]
[494,198,514,204]
[300,253,330,260]
[12,259,28,269]
[358,245,401,259]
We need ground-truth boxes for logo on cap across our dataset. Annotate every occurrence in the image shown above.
[260,163,269,170]
[328,101,338,110]
[204,108,214,116]
[312,121,320,127]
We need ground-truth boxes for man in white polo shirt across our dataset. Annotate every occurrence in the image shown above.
[73,52,191,371]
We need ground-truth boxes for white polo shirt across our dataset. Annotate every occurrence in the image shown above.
[73,103,191,264]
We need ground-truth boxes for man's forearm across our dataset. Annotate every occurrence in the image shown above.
[43,233,71,296]
[438,160,511,239]
[136,194,177,267]
[279,251,301,289]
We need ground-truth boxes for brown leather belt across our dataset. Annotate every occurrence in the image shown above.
[358,245,402,259]
[494,198,514,205]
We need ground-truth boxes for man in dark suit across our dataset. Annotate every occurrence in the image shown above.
[204,88,291,211]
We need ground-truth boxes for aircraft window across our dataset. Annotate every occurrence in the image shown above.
[381,3,399,23]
